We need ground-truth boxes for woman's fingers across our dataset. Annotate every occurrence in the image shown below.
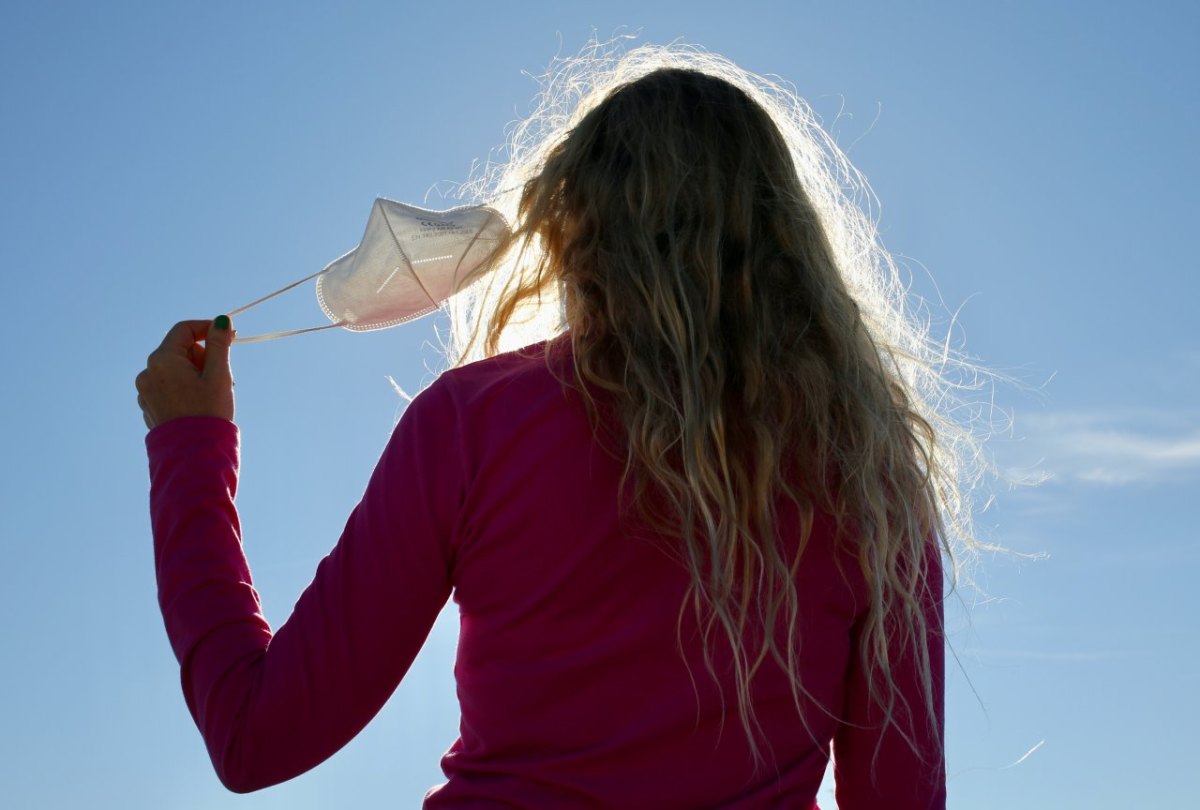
[136,317,237,429]
[158,320,211,355]
[202,315,234,381]
[137,392,154,429]
[188,342,207,372]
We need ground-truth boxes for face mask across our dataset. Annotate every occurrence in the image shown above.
[229,199,511,343]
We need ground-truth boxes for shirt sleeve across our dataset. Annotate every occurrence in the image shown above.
[832,542,947,809]
[146,381,460,793]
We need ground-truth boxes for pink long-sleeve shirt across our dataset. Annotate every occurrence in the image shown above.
[147,338,946,808]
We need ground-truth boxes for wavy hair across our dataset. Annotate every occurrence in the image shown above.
[444,40,994,769]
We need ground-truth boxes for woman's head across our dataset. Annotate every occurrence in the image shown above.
[447,41,994,771]
[520,68,834,364]
[511,64,875,511]
[450,43,922,386]
[530,66,801,296]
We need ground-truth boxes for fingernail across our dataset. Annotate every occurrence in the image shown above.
[214,315,231,331]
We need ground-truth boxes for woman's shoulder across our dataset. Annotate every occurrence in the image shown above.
[431,336,572,404]
[403,335,584,465]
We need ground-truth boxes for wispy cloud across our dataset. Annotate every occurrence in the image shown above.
[960,647,1126,663]
[997,409,1200,487]
[1002,739,1045,769]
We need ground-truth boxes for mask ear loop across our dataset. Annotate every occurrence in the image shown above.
[231,323,345,343]
[226,268,348,344]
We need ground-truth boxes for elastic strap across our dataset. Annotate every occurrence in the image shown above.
[226,269,340,343]
[232,321,346,344]
[228,269,325,317]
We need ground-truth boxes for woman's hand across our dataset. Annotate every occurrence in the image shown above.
[136,315,236,431]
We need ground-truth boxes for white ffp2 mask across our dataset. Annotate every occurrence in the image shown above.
[228,199,511,343]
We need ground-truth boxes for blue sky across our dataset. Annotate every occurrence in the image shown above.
[2,2,1197,807]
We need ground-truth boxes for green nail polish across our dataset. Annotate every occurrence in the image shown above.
[214,315,230,331]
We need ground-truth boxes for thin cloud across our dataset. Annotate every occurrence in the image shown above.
[998,409,1200,487]
[961,647,1125,663]
[1002,739,1045,769]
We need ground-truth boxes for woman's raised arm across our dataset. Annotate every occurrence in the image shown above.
[147,380,461,792]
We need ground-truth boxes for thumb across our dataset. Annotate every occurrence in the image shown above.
[203,314,234,379]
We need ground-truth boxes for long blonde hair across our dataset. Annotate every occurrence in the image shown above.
[445,40,992,769]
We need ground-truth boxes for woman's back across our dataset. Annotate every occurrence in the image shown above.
[421,338,943,807]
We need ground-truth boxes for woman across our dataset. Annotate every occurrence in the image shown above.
[138,45,977,808]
